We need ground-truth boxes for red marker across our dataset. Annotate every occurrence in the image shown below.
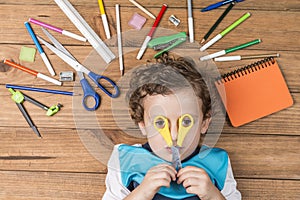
[3,59,62,86]
[136,4,167,60]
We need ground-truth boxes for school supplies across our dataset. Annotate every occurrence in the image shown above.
[200,12,251,51]
[54,0,115,64]
[128,13,147,30]
[148,32,187,58]
[37,28,119,111]
[59,71,74,82]
[24,22,56,76]
[169,15,180,26]
[97,0,111,39]
[28,18,87,42]
[214,53,280,61]
[6,84,74,96]
[3,59,62,86]
[215,57,293,127]
[129,0,156,19]
[187,0,194,43]
[19,46,36,62]
[153,115,182,170]
[136,4,168,60]
[116,4,124,76]
[8,88,62,137]
[200,39,261,61]
[201,2,235,44]
[201,0,244,12]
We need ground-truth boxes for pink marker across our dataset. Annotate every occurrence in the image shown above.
[29,18,87,42]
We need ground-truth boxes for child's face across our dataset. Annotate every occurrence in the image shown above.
[138,89,211,162]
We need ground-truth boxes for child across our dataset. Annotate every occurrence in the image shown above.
[103,55,241,200]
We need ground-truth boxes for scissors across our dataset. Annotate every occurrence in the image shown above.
[38,28,119,111]
[153,114,194,170]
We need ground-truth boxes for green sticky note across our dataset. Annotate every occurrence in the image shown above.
[19,46,36,62]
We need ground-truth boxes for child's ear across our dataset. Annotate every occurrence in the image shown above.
[200,117,212,134]
[138,122,147,136]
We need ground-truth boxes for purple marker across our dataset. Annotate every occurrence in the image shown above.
[29,18,87,42]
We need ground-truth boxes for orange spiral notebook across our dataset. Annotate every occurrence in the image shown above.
[215,57,293,127]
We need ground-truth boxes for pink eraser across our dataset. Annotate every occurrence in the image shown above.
[128,13,147,30]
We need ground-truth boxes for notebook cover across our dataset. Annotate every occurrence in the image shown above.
[215,58,293,127]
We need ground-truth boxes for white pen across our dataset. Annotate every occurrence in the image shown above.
[187,0,194,43]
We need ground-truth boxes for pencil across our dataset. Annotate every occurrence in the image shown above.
[200,12,251,51]
[129,0,156,19]
[201,2,235,44]
[136,4,167,60]
[115,4,124,76]
[200,39,261,61]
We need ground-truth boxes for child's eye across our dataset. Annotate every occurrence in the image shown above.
[181,116,192,127]
[155,118,165,129]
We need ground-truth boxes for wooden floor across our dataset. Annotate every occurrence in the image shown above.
[0,0,299,199]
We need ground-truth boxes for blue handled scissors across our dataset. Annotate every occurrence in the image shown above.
[38,28,119,111]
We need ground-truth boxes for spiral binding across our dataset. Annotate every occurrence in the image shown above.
[216,57,276,84]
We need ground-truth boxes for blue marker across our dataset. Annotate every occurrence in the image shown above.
[24,21,55,76]
[201,0,244,12]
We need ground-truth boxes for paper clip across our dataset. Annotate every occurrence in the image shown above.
[148,32,187,58]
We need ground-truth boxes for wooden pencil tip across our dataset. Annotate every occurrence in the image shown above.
[200,38,205,44]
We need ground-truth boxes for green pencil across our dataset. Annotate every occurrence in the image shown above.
[200,39,261,61]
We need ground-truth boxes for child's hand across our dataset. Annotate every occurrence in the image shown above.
[127,164,177,200]
[177,166,225,200]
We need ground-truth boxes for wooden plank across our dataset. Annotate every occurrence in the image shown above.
[0,45,299,134]
[0,170,299,200]
[0,127,299,180]
[0,171,105,200]
[237,179,300,200]
[0,5,299,51]
[0,86,299,134]
[0,0,299,11]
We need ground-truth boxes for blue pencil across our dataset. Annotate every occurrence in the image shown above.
[6,84,74,96]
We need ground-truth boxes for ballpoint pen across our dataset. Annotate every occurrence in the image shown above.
[201,0,244,12]
[200,39,261,61]
[136,4,167,60]
[24,21,56,76]
[98,0,111,39]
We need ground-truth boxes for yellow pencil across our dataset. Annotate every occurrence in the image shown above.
[97,0,111,39]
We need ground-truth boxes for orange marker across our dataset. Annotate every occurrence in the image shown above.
[3,59,61,86]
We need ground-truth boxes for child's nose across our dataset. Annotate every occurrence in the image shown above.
[170,123,178,142]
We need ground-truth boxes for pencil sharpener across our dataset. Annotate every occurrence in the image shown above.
[59,71,74,82]
[169,15,180,26]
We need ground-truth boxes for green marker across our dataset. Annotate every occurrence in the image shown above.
[200,39,261,61]
[200,12,251,51]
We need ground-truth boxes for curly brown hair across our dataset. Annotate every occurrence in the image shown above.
[127,54,211,124]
